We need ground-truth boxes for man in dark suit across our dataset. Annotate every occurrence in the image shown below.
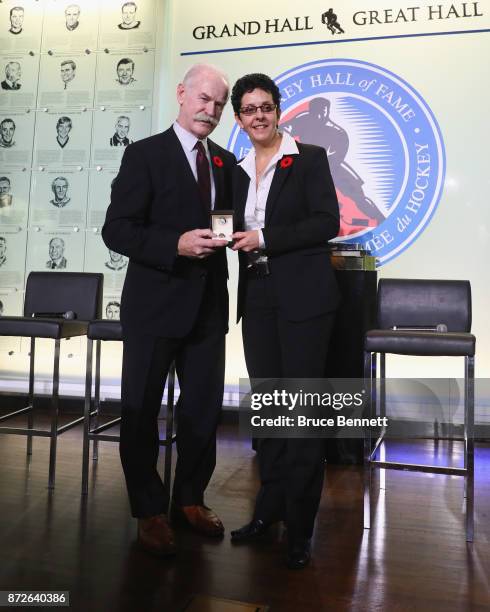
[102,63,235,558]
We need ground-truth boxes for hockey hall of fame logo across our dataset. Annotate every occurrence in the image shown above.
[227,59,446,266]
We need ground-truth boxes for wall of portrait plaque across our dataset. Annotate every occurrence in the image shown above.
[0,0,156,362]
[38,51,96,109]
[0,53,39,110]
[95,49,154,107]
[0,170,30,226]
[91,105,151,166]
[26,226,86,273]
[0,289,22,352]
[84,230,127,293]
[29,169,89,227]
[0,110,35,167]
[0,226,27,289]
[87,168,118,228]
[0,0,43,54]
[41,1,99,53]
[34,109,92,166]
[99,0,156,50]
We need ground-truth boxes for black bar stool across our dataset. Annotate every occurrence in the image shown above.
[0,272,103,489]
[364,278,476,541]
[81,319,176,509]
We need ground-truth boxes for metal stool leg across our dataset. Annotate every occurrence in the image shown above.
[27,337,35,457]
[82,338,94,496]
[93,340,101,461]
[48,338,61,489]
[363,350,375,530]
[465,355,475,542]
[379,353,386,491]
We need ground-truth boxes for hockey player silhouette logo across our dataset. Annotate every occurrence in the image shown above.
[228,59,445,266]
[281,97,384,234]
[321,9,345,35]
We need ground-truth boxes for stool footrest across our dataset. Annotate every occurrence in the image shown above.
[371,459,467,476]
[0,406,33,422]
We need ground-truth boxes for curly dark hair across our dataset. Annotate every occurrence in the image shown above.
[231,73,281,115]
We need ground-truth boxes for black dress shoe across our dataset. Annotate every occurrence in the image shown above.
[230,519,269,543]
[286,538,311,570]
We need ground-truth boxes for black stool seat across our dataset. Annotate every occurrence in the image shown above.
[0,317,88,339]
[365,330,476,357]
[87,320,122,341]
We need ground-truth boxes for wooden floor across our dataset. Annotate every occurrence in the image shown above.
[0,415,489,612]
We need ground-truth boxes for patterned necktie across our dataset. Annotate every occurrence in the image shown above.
[194,140,211,213]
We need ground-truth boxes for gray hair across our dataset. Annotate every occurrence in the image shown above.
[5,62,20,78]
[182,63,229,93]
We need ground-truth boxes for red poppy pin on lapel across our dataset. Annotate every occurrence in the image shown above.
[280,156,293,168]
[213,155,224,167]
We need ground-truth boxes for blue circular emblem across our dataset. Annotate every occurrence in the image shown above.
[228,59,445,266]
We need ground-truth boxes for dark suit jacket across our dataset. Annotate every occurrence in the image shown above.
[102,127,236,338]
[1,80,20,90]
[109,135,131,147]
[234,142,340,322]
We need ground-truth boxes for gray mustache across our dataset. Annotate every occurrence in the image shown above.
[194,112,218,127]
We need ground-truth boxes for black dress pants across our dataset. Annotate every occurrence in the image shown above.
[242,273,335,540]
[120,279,226,518]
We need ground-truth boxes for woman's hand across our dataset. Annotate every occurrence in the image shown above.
[231,230,260,252]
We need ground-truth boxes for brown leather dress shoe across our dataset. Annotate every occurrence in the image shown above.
[172,504,224,537]
[137,514,177,557]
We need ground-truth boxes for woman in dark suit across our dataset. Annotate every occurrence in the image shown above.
[229,74,340,569]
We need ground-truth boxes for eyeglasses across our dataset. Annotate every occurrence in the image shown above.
[239,103,277,116]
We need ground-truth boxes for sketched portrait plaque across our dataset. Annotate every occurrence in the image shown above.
[29,169,88,227]
[26,226,85,273]
[0,226,27,288]
[95,50,154,107]
[0,110,34,167]
[98,0,156,50]
[91,106,151,167]
[87,168,118,227]
[0,287,23,315]
[0,1,43,54]
[0,288,22,354]
[42,0,99,53]
[0,170,30,226]
[34,109,92,167]
[38,51,96,109]
[103,293,121,320]
[84,230,127,292]
[0,53,39,109]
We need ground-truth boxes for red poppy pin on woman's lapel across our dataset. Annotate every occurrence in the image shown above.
[280,156,293,169]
